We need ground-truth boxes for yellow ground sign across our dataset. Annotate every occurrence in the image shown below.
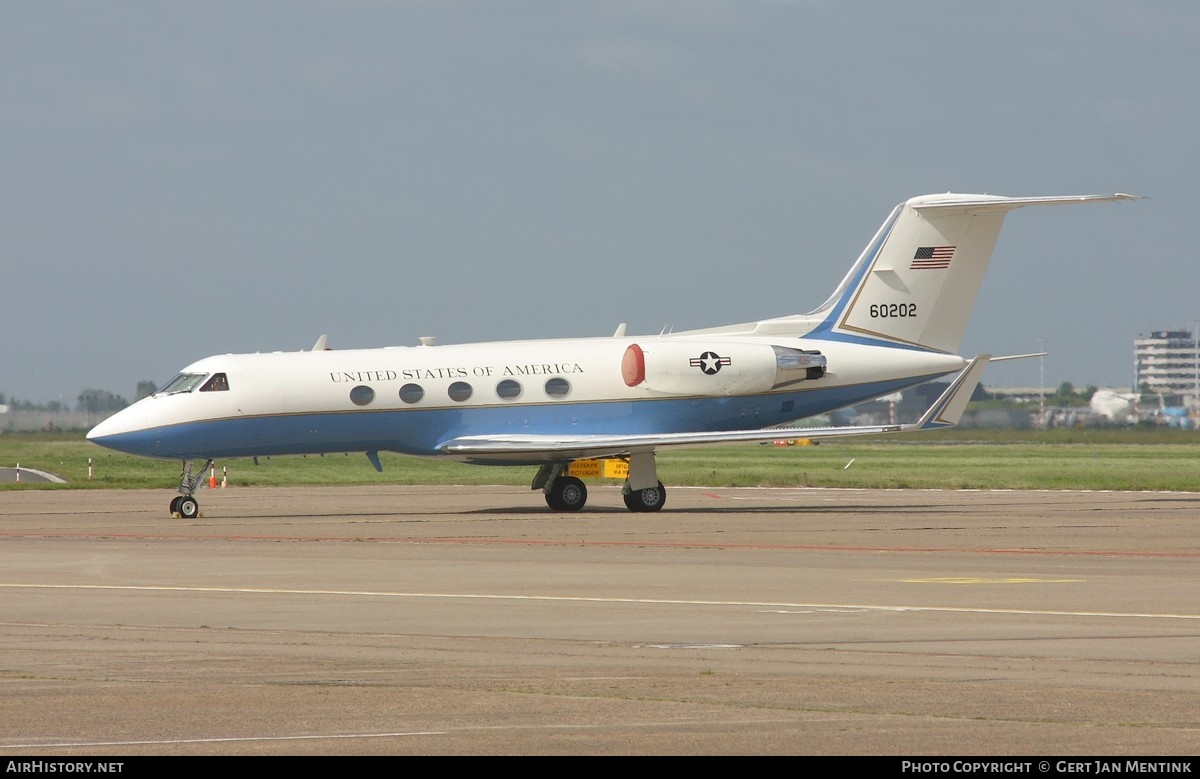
[567,459,629,479]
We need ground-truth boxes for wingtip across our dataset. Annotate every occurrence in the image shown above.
[914,355,991,430]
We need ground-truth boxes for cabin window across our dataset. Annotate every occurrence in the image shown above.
[158,373,207,394]
[544,377,571,398]
[200,373,230,392]
[349,385,375,406]
[448,381,473,402]
[495,379,522,401]
[399,383,424,404]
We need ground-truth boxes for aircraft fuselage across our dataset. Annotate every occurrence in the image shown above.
[88,336,965,464]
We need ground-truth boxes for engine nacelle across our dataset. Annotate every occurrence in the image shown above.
[621,341,826,396]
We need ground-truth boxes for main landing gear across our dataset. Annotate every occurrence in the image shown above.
[546,473,588,511]
[622,480,666,512]
[168,458,210,519]
[534,454,667,513]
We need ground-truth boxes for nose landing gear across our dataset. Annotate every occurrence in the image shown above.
[168,459,210,519]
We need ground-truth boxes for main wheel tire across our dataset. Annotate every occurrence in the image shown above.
[623,481,666,513]
[169,496,183,516]
[177,496,200,519]
[546,476,587,512]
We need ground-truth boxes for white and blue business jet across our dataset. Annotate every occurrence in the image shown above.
[88,191,1138,518]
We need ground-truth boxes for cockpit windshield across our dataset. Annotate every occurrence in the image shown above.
[157,373,208,395]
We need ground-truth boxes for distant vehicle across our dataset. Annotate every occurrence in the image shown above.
[88,191,1138,518]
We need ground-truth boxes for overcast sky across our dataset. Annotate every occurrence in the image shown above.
[1,1,1194,404]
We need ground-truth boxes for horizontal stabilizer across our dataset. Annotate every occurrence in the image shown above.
[911,193,1140,214]
[990,352,1045,362]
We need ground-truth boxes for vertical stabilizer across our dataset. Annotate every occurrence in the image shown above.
[809,193,1138,353]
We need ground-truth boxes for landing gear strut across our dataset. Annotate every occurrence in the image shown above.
[169,458,210,519]
[619,452,666,512]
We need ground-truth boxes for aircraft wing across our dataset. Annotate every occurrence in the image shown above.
[439,355,990,461]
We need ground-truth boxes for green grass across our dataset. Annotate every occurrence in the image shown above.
[3,428,1200,492]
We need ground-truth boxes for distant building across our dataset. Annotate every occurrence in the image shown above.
[1133,330,1200,406]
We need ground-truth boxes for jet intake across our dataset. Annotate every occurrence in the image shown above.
[622,342,825,396]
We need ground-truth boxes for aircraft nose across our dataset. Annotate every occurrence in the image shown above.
[87,410,123,440]
[86,406,147,452]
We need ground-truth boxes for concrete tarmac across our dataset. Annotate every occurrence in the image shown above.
[1,484,1198,756]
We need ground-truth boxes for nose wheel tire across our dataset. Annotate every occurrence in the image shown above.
[170,495,201,519]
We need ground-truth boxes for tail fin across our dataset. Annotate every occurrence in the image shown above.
[800,193,1138,353]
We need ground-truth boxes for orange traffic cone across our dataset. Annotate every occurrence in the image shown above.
[209,464,217,489]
